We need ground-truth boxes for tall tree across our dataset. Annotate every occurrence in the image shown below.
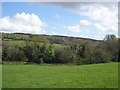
[104,34,117,41]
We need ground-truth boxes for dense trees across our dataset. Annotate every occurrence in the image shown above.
[2,42,26,62]
[2,33,119,65]
[23,42,55,64]
[54,46,75,63]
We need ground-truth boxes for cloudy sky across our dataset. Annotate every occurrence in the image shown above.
[0,2,118,40]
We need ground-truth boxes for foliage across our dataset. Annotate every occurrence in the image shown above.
[54,46,75,63]
[104,34,117,41]
[2,42,26,62]
[23,41,55,64]
[2,33,119,65]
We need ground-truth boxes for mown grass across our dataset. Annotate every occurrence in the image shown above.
[2,62,118,88]
[0,65,2,89]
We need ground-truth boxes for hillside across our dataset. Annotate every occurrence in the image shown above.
[2,32,102,44]
[1,32,118,65]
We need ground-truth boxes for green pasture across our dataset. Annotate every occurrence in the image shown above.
[3,40,25,47]
[0,65,2,89]
[2,62,118,88]
[2,40,61,47]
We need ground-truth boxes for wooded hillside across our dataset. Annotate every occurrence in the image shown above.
[1,33,119,65]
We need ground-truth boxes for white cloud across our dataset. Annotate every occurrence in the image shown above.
[94,23,108,31]
[64,20,91,33]
[63,3,118,38]
[64,19,92,33]
[80,4,118,32]
[64,25,81,33]
[80,20,91,26]
[0,12,47,34]
[47,3,118,33]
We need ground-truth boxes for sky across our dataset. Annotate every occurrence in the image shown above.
[0,2,118,40]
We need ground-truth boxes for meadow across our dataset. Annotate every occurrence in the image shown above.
[3,40,25,47]
[2,62,118,88]
[0,65,2,89]
[3,40,61,47]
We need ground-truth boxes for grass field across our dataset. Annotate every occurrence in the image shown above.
[3,40,61,47]
[3,40,25,47]
[0,65,2,89]
[2,63,118,88]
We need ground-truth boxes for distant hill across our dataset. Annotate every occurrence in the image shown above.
[2,32,118,65]
[2,32,102,44]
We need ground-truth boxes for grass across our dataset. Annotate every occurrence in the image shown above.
[2,62,118,88]
[2,39,12,41]
[0,65,2,89]
[3,40,61,47]
[3,40,25,47]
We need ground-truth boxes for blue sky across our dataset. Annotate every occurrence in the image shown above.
[1,2,118,40]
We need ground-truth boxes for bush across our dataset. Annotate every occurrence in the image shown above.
[2,42,26,62]
[55,46,75,63]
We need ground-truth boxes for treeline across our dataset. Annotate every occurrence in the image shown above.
[2,33,119,65]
